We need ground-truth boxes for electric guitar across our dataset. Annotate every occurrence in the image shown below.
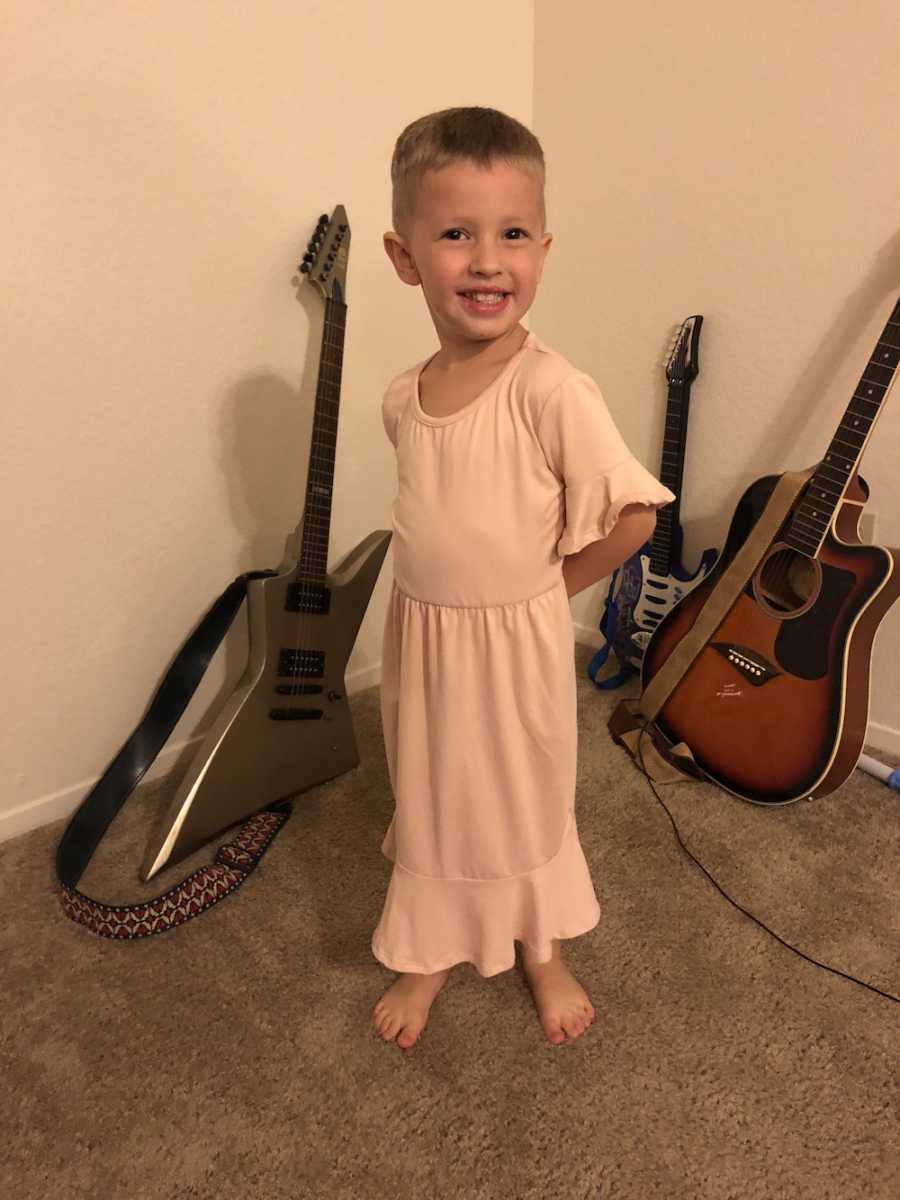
[589,315,718,688]
[140,207,392,878]
[642,295,900,804]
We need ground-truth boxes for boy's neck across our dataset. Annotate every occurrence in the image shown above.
[430,323,529,372]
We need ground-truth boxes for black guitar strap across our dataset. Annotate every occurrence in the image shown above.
[56,571,292,939]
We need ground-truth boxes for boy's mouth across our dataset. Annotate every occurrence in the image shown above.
[458,289,510,301]
[457,290,512,313]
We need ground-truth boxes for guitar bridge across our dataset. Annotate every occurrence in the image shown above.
[711,642,778,687]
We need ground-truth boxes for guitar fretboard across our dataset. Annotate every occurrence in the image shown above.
[650,380,689,576]
[294,297,345,585]
[785,297,900,557]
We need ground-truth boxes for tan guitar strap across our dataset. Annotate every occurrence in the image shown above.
[608,465,817,784]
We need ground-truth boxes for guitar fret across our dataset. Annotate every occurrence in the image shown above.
[818,462,848,485]
[795,511,827,537]
[861,361,895,387]
[790,534,822,558]
[849,395,880,415]
[809,476,840,496]
[832,434,863,453]
[788,529,819,554]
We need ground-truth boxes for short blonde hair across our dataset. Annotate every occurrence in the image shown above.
[391,106,546,238]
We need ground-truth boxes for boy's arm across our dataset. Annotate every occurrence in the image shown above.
[562,503,657,599]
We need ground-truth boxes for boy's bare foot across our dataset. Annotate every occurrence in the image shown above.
[521,938,595,1045]
[373,967,450,1049]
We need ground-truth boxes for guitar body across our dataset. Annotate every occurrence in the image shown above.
[609,542,719,665]
[142,527,391,878]
[642,472,900,804]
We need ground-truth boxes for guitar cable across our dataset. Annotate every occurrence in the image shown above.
[631,717,900,1005]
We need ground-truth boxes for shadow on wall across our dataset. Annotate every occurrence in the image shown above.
[218,280,324,572]
[161,280,322,766]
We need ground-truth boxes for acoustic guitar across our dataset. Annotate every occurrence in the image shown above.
[642,296,900,804]
[590,315,718,688]
[141,207,392,878]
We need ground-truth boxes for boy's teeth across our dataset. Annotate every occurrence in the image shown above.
[465,292,505,302]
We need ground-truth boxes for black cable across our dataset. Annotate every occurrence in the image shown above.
[631,716,899,1005]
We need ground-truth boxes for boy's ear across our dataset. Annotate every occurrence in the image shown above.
[383,231,421,286]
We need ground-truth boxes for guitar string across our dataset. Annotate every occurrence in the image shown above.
[632,717,899,1005]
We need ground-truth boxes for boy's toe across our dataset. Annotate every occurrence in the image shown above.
[543,1018,566,1044]
[561,1011,586,1039]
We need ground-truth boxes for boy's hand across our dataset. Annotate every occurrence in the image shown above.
[562,503,657,599]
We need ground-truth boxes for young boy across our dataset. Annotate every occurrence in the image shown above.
[373,107,669,1049]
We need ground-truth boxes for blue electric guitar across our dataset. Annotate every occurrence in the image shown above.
[589,315,719,689]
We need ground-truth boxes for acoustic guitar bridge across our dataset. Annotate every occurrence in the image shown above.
[711,642,778,687]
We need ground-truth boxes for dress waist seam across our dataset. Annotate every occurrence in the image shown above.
[391,576,564,611]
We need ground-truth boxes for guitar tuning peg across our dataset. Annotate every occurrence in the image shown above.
[319,213,329,224]
[299,263,310,273]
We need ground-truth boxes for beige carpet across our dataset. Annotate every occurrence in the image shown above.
[2,643,898,1199]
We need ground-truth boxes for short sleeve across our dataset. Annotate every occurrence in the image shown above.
[537,371,676,557]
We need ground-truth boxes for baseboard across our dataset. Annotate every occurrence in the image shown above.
[865,719,900,756]
[0,658,384,847]
[0,735,209,847]
[4,642,896,847]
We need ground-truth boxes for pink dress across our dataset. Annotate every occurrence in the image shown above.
[372,329,675,977]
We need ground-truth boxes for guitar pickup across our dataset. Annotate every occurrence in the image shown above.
[285,583,331,614]
[278,648,325,678]
[268,707,324,721]
[711,642,778,687]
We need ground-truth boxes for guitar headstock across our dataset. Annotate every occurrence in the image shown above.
[298,205,350,304]
[665,314,703,386]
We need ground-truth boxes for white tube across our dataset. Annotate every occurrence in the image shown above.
[857,754,900,790]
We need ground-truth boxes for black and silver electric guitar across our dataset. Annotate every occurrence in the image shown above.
[588,315,718,688]
[140,208,392,879]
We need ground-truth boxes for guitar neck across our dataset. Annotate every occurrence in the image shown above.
[650,379,691,575]
[784,295,900,558]
[295,297,346,586]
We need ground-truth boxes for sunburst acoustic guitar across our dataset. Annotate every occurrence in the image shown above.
[642,295,900,805]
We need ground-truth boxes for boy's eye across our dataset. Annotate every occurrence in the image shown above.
[442,228,529,240]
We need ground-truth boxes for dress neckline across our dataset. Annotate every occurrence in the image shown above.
[412,329,536,426]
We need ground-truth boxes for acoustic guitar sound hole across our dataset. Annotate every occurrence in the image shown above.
[753,545,821,618]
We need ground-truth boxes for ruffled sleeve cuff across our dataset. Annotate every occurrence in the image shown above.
[556,455,676,557]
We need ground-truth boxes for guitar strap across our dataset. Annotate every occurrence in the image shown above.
[608,465,817,784]
[56,571,292,938]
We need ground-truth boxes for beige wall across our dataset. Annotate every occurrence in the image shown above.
[2,1,534,837]
[532,0,900,750]
[3,1,898,840]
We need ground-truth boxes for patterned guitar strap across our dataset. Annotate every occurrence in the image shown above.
[56,571,292,939]
[608,466,816,783]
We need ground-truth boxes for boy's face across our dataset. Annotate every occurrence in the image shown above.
[384,158,552,355]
